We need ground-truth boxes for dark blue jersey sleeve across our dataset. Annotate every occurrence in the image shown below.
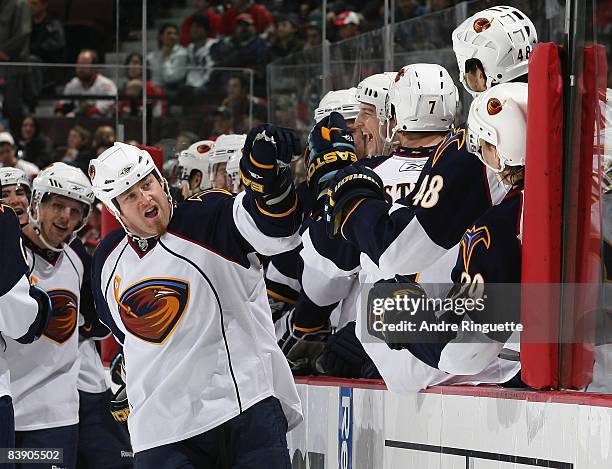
[91,229,127,344]
[340,128,499,276]
[0,204,29,296]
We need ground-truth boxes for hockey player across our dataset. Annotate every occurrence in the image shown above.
[0,167,31,225]
[354,72,396,157]
[266,88,363,339]
[209,133,246,191]
[4,163,97,469]
[89,129,304,467]
[452,5,537,96]
[386,83,528,377]
[0,197,51,464]
[225,151,243,193]
[280,64,463,381]
[174,139,215,201]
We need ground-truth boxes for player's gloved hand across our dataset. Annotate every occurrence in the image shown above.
[240,124,302,196]
[366,276,427,350]
[316,322,370,378]
[278,309,331,376]
[110,349,125,386]
[15,285,51,344]
[324,165,386,239]
[306,112,358,193]
[110,385,130,423]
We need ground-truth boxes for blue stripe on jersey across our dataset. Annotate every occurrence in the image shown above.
[92,229,127,344]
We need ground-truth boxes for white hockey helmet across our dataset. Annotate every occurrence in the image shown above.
[225,151,241,193]
[387,63,458,134]
[0,167,31,193]
[467,82,528,172]
[452,6,537,96]
[209,134,246,181]
[313,88,360,123]
[355,72,396,122]
[29,162,95,252]
[176,140,215,192]
[89,142,170,226]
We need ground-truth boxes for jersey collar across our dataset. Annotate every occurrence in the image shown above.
[22,233,62,265]
[392,145,437,159]
[127,235,159,258]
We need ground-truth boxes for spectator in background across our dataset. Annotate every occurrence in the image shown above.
[0,132,39,181]
[58,125,90,166]
[303,21,322,50]
[184,15,224,95]
[218,14,268,97]
[120,52,167,117]
[55,49,118,118]
[0,0,33,136]
[268,13,303,62]
[209,106,234,139]
[28,0,65,63]
[395,0,431,51]
[220,0,274,37]
[180,0,221,45]
[17,115,53,168]
[335,10,361,40]
[147,23,188,97]
[92,125,115,148]
[221,75,266,133]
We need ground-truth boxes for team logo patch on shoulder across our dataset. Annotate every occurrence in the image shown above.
[45,289,79,344]
[431,128,466,167]
[114,276,190,344]
[460,226,491,272]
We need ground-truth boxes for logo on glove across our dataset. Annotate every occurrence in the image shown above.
[306,151,357,183]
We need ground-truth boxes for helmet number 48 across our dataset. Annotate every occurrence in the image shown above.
[517,45,531,62]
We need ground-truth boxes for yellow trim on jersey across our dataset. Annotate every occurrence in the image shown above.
[340,198,366,240]
[249,153,275,170]
[431,128,466,168]
[187,188,233,201]
[266,289,297,305]
[293,324,325,333]
[255,196,298,218]
[461,225,491,272]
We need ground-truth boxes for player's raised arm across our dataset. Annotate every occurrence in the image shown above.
[0,205,50,344]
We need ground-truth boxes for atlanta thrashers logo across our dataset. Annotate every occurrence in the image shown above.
[487,98,503,115]
[114,277,190,344]
[473,17,492,33]
[45,290,78,344]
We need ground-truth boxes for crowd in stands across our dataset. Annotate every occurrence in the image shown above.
[0,0,459,180]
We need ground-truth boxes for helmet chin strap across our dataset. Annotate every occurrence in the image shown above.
[118,179,175,245]
[29,204,83,253]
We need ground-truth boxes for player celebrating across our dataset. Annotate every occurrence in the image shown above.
[174,139,215,201]
[90,131,304,467]
[280,64,462,382]
[0,197,51,463]
[209,134,246,191]
[387,83,528,378]
[0,167,31,225]
[354,72,396,157]
[4,163,96,469]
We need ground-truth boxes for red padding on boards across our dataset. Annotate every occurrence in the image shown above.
[100,145,164,365]
[520,43,563,389]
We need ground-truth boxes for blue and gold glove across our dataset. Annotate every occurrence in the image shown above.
[324,165,386,239]
[306,112,358,195]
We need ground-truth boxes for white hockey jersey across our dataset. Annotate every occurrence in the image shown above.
[92,189,303,453]
[0,205,42,400]
[5,235,89,431]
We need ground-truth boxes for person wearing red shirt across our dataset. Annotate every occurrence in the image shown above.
[180,0,221,46]
[220,0,274,37]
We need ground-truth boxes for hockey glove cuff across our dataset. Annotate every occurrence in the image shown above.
[324,165,386,239]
